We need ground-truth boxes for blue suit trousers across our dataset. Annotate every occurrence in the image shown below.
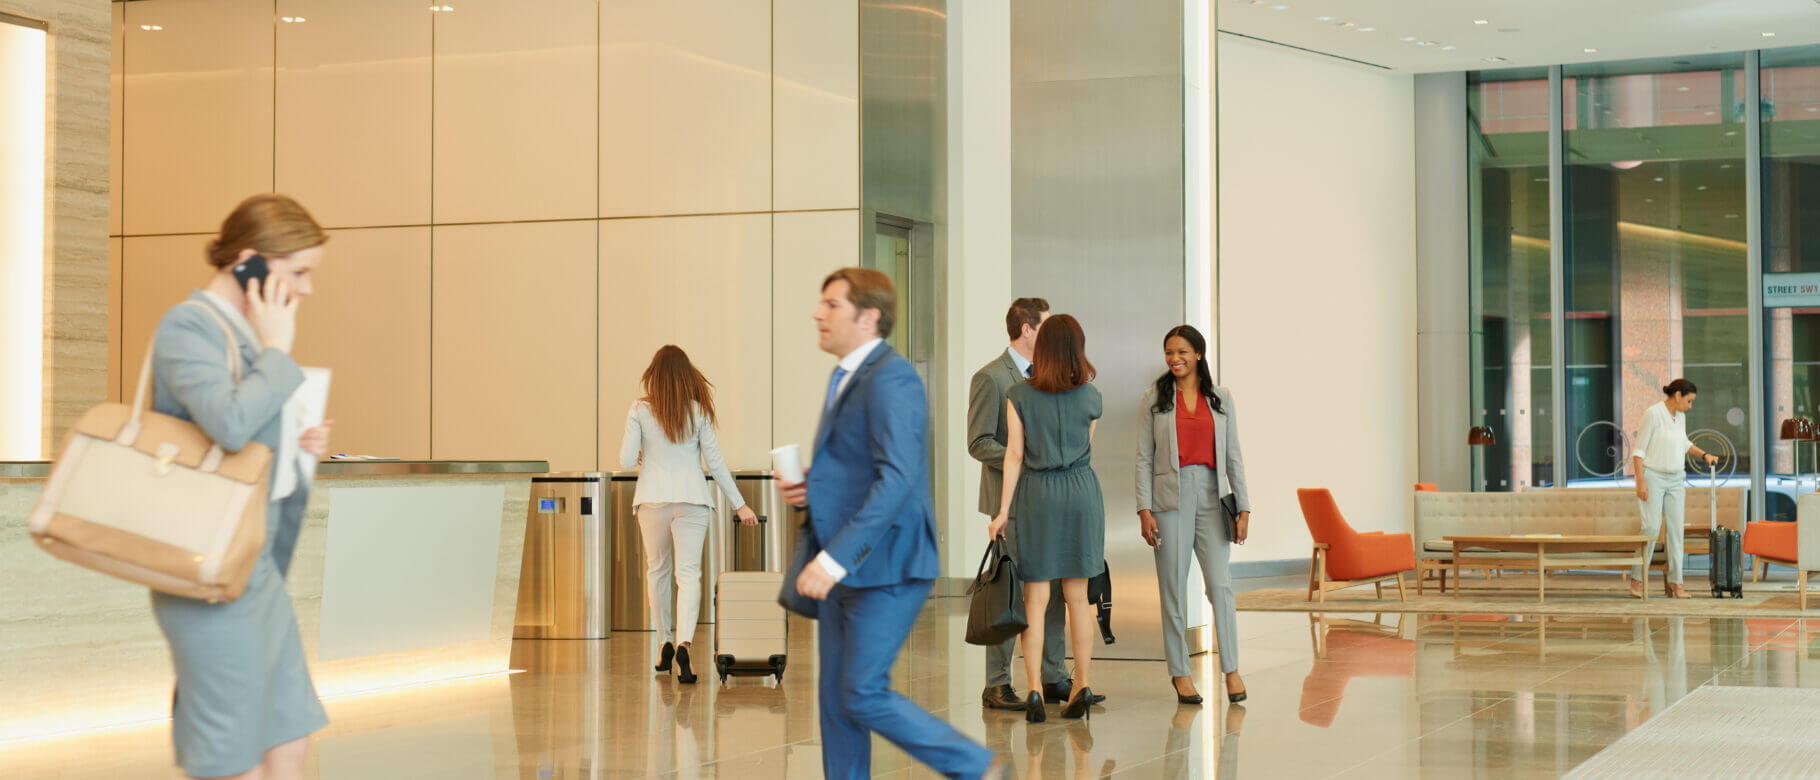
[817,579,994,779]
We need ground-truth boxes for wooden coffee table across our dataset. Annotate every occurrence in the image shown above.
[1444,534,1652,603]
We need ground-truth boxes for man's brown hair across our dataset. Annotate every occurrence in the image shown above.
[822,267,897,339]
[1005,297,1049,341]
[1029,314,1095,393]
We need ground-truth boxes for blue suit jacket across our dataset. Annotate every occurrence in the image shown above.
[805,343,942,589]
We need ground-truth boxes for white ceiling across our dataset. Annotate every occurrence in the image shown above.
[1217,0,1820,73]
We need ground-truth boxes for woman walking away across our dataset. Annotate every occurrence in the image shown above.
[1136,324,1251,705]
[988,314,1106,723]
[1630,378,1719,599]
[620,345,757,683]
[150,193,335,780]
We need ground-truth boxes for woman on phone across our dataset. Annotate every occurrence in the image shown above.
[620,345,756,683]
[1136,325,1250,705]
[149,194,335,780]
[988,314,1105,722]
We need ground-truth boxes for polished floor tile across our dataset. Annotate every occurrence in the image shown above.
[12,580,1820,778]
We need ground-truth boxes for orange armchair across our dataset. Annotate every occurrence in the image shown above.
[1299,488,1417,603]
[1414,483,1438,492]
[1744,493,1820,609]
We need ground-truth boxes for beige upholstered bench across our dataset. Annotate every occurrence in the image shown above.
[1412,488,1747,594]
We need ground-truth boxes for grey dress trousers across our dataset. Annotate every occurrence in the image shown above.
[148,293,328,778]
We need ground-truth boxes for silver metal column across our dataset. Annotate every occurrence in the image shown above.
[1011,0,1189,661]
[1746,50,1766,522]
[1548,66,1568,488]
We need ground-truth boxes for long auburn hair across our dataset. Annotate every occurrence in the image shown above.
[1029,314,1095,393]
[1150,325,1223,415]
[641,345,718,443]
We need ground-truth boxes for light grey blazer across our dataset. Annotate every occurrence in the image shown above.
[1135,385,1251,515]
[618,400,744,511]
[966,351,1023,516]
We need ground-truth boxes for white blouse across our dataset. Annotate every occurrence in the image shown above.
[1632,402,1692,474]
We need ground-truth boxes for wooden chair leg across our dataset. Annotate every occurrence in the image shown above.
[1756,559,1767,583]
[1307,548,1321,602]
[1317,553,1328,604]
[1395,572,1408,603]
[1375,581,1383,599]
[1803,570,1810,612]
[1417,562,1426,595]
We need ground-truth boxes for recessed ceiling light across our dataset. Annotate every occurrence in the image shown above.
[1698,185,1709,191]
[138,24,163,31]
[1474,19,1489,25]
[1646,198,1655,203]
[1725,214,1739,219]
[1401,36,1417,42]
[1415,40,1430,46]
[1358,27,1376,32]
[1584,48,1597,53]
[280,16,305,23]
[1654,177,1665,182]
[1442,45,1456,51]
[1484,56,1507,63]
[1271,4,1288,10]
[1316,15,1333,21]
[1722,164,1733,168]
[1678,86,1690,92]
[1764,32,1777,37]
[1338,21,1355,28]
[1726,130,1738,136]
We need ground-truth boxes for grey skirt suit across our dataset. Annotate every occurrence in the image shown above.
[1136,385,1250,676]
[149,292,327,777]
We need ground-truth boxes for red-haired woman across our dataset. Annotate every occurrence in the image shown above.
[987,314,1105,723]
[619,345,756,684]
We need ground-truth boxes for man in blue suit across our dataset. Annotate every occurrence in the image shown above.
[779,268,1002,780]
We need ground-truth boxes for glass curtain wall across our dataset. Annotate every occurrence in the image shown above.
[1470,71,1555,490]
[1762,48,1820,520]
[1561,55,1751,487]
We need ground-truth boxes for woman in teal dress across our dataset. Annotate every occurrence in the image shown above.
[149,194,334,779]
[988,314,1105,723]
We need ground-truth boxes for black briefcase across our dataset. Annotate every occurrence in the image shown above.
[965,539,1027,646]
[777,517,820,619]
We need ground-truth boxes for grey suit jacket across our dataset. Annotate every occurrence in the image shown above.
[966,351,1023,516]
[1135,385,1251,515]
[151,291,309,572]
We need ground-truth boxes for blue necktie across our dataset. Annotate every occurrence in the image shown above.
[1024,365,1032,378]
[825,366,849,412]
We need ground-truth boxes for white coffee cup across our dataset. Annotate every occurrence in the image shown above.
[770,444,805,484]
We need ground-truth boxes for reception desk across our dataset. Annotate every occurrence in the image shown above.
[0,459,543,743]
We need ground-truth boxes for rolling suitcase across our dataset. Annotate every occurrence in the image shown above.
[1708,464,1744,599]
[714,571,788,683]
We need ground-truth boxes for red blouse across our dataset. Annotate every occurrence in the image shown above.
[1175,390,1217,469]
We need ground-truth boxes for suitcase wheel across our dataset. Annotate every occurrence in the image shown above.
[768,654,787,682]
[715,654,732,684]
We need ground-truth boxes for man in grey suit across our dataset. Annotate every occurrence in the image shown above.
[968,297,1102,710]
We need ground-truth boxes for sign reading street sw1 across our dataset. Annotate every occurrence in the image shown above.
[1765,272,1820,309]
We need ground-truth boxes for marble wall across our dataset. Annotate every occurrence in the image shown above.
[0,0,110,457]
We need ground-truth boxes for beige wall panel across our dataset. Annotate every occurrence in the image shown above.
[109,2,122,236]
[433,1,596,224]
[598,214,771,472]
[121,0,274,236]
[292,227,431,459]
[598,0,770,218]
[276,0,432,228]
[108,238,121,402]
[432,221,596,470]
[772,0,858,211]
[771,210,858,463]
[120,235,217,394]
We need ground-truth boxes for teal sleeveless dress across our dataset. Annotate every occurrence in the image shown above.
[1007,382,1106,582]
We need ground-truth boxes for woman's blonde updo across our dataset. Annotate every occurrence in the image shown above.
[205,194,327,269]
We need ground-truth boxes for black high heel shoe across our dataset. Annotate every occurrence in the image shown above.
[655,642,675,672]
[1226,678,1247,704]
[1062,687,1093,720]
[675,645,697,684]
[1024,691,1046,723]
[1172,680,1203,705]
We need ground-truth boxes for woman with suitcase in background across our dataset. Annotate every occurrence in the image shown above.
[620,345,757,683]
[1630,378,1720,599]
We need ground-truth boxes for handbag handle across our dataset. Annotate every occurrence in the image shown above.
[118,301,243,472]
[968,538,1009,595]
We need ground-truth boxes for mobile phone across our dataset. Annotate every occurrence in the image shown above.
[232,254,271,294]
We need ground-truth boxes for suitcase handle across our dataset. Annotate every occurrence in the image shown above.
[734,515,768,524]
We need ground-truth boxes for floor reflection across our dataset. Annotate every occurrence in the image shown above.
[19,597,1820,778]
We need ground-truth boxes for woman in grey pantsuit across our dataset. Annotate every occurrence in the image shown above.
[150,195,334,779]
[1136,325,1249,705]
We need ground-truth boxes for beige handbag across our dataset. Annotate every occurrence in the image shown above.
[29,301,271,603]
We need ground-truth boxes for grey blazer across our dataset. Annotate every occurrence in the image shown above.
[151,291,309,571]
[966,351,1023,516]
[1135,385,1251,515]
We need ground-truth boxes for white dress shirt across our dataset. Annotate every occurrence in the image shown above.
[1006,346,1032,378]
[814,337,886,584]
[1632,402,1692,473]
